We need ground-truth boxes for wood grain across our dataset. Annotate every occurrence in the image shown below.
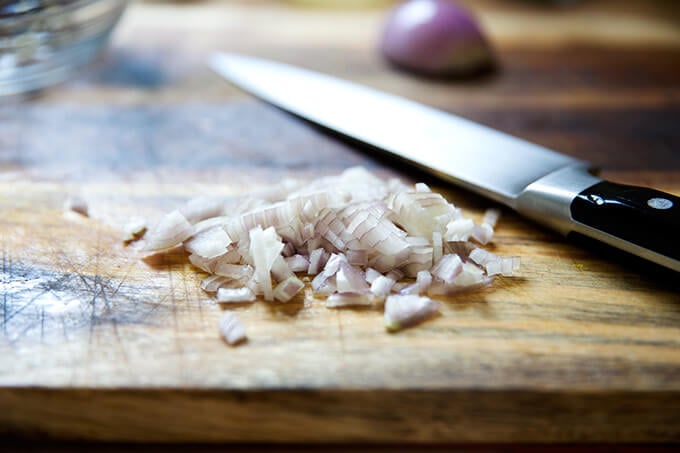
[3,389,680,442]
[1,0,680,443]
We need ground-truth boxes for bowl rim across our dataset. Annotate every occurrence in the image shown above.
[0,0,126,25]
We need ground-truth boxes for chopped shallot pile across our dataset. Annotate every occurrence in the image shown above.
[134,167,519,345]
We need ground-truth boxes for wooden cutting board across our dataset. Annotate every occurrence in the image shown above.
[1,0,680,444]
[1,101,678,443]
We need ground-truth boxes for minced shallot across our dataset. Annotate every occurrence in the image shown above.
[384,295,440,332]
[219,312,247,345]
[217,287,256,303]
[136,167,520,339]
[144,210,194,251]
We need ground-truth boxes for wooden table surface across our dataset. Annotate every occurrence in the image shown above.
[1,0,680,445]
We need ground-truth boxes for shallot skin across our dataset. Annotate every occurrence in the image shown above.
[380,0,494,77]
[64,196,89,217]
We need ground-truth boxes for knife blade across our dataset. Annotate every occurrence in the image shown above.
[209,53,680,272]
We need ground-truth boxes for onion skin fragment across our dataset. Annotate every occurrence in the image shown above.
[380,0,494,78]
[123,217,147,244]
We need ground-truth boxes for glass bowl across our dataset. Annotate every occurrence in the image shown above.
[0,0,127,96]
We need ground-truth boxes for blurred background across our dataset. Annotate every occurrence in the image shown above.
[2,0,679,103]
[3,0,678,172]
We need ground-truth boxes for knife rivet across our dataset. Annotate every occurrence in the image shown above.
[647,197,674,210]
[589,194,605,206]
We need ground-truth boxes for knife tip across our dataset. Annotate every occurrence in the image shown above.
[207,52,230,72]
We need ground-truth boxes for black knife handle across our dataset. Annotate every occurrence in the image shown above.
[570,181,680,261]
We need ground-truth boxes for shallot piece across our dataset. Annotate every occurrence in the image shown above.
[282,242,296,258]
[392,281,410,293]
[346,249,368,267]
[271,255,294,282]
[185,227,232,259]
[472,223,494,245]
[336,262,370,294]
[189,254,217,273]
[472,208,501,244]
[432,231,443,264]
[398,282,421,295]
[386,269,404,281]
[371,275,396,299]
[482,208,500,227]
[219,312,247,345]
[384,294,440,331]
[307,248,326,275]
[431,254,463,283]
[499,256,521,276]
[217,287,256,303]
[445,218,474,241]
[144,210,194,251]
[201,275,231,293]
[285,254,310,272]
[428,262,492,295]
[326,292,375,308]
[414,182,431,193]
[249,226,284,301]
[247,276,263,296]
[365,267,382,284]
[180,197,225,224]
[416,270,433,292]
[214,263,253,281]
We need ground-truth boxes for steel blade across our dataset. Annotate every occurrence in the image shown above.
[209,53,585,207]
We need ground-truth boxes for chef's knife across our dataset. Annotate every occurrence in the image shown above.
[209,53,680,272]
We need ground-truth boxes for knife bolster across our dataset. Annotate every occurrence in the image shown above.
[517,166,680,272]
[516,164,601,235]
